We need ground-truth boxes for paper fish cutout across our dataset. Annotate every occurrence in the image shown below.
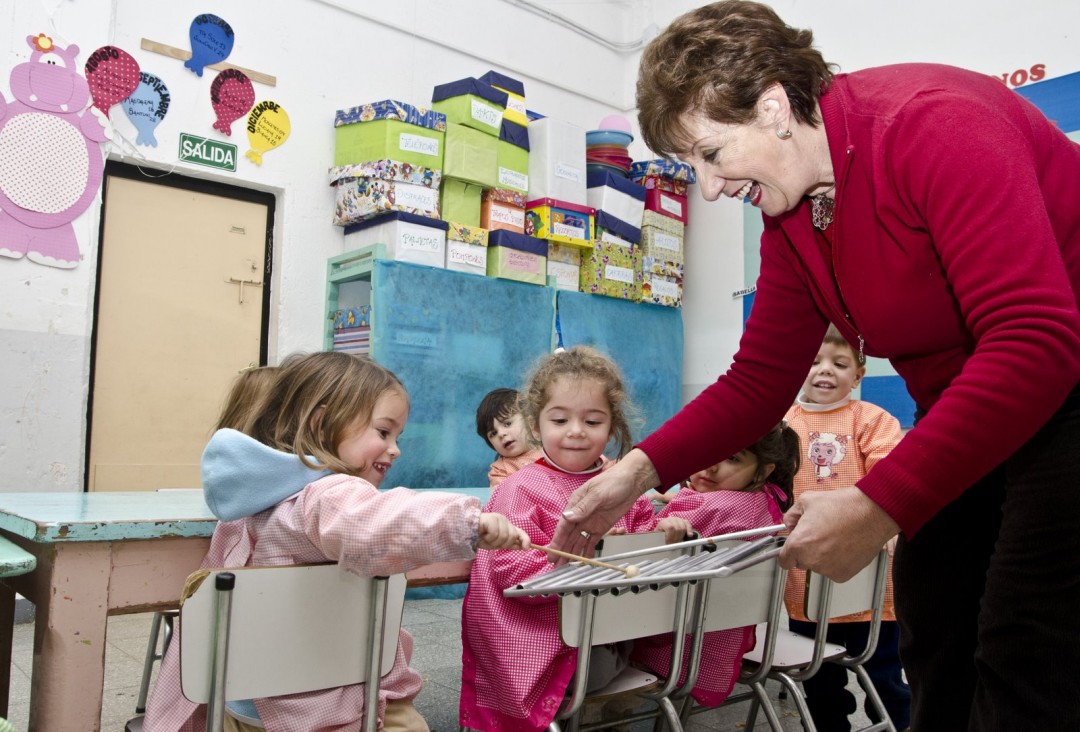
[185,14,234,77]
[210,68,254,136]
[245,100,290,165]
[84,45,140,118]
[120,72,170,147]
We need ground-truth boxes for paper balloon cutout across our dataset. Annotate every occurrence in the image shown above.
[210,68,254,135]
[245,100,290,166]
[185,14,234,76]
[120,72,170,147]
[84,45,140,118]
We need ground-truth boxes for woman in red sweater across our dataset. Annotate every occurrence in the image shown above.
[552,2,1080,729]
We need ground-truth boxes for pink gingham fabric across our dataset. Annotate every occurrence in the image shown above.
[632,486,785,706]
[459,460,656,731]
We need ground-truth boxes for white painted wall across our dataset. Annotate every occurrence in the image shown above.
[1,0,1077,491]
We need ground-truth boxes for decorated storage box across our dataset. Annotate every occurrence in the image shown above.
[334,100,446,169]
[342,211,448,269]
[527,117,587,205]
[481,188,526,233]
[525,198,595,249]
[580,228,642,301]
[633,174,688,196]
[497,119,530,194]
[645,187,689,225]
[441,178,483,228]
[586,171,646,232]
[431,78,507,137]
[640,256,684,308]
[629,158,696,185]
[640,209,685,264]
[486,229,547,285]
[330,160,441,225]
[479,70,528,127]
[547,242,581,291]
[445,221,489,276]
[443,122,499,188]
[594,210,642,247]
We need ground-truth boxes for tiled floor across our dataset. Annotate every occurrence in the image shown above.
[7,597,875,731]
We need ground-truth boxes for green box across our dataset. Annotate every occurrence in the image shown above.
[580,236,642,301]
[334,119,444,169]
[432,78,506,136]
[440,178,483,228]
[443,123,498,188]
[497,139,529,194]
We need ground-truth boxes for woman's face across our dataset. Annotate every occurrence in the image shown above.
[674,87,830,217]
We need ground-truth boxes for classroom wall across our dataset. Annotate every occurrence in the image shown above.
[2,0,1078,491]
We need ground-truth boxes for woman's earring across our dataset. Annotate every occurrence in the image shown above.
[776,127,792,140]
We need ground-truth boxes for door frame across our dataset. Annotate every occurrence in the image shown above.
[84,161,276,491]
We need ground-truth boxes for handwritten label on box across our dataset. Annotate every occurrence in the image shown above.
[554,162,582,183]
[447,241,487,269]
[490,204,525,228]
[399,133,440,157]
[499,167,528,191]
[659,193,684,217]
[605,264,634,284]
[654,232,681,252]
[650,278,680,300]
[399,231,443,252]
[506,250,541,274]
[395,185,439,211]
[470,98,502,130]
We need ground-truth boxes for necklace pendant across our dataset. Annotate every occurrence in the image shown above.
[811,194,834,231]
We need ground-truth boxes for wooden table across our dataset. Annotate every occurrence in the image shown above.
[0,490,216,730]
[0,486,487,731]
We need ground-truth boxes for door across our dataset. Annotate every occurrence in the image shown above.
[87,164,273,492]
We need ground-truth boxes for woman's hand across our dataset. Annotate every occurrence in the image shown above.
[477,512,532,551]
[779,486,900,581]
[549,448,660,560]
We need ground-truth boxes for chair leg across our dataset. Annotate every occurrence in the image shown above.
[747,681,785,731]
[774,675,817,732]
[851,665,896,732]
[656,697,683,732]
[136,611,171,713]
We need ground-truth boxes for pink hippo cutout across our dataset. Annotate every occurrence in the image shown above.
[807,431,849,481]
[0,34,111,268]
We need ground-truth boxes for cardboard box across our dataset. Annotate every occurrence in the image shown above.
[445,221,489,276]
[440,178,483,228]
[527,117,587,205]
[342,211,448,268]
[443,122,499,188]
[632,174,688,196]
[640,209,685,264]
[525,198,595,249]
[644,187,688,225]
[497,120,529,194]
[479,70,528,127]
[586,170,646,231]
[580,230,642,301]
[640,256,684,307]
[329,160,441,225]
[481,188,526,233]
[486,229,547,285]
[594,210,642,246]
[629,158,697,184]
[546,243,581,291]
[334,100,445,169]
[431,77,507,136]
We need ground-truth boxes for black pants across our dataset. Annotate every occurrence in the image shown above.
[893,385,1080,731]
[788,618,911,732]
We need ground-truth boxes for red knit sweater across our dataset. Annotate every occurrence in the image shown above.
[640,64,1080,535]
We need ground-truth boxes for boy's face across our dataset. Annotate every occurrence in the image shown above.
[487,411,532,459]
[802,341,864,406]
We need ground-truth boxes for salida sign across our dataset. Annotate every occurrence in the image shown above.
[179,132,237,171]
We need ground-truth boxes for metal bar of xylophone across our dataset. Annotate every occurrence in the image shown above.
[505,534,785,599]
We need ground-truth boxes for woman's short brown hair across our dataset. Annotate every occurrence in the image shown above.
[637,0,835,157]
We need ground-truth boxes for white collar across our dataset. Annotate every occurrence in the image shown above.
[542,449,605,475]
[796,394,852,412]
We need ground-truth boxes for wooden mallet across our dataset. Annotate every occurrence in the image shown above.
[534,544,641,578]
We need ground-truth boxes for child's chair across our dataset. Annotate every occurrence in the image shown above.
[177,564,408,732]
[738,548,895,732]
[549,531,699,732]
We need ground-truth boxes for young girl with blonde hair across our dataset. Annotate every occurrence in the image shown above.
[145,352,528,732]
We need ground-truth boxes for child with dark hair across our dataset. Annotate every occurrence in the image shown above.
[475,387,542,486]
[630,422,799,708]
